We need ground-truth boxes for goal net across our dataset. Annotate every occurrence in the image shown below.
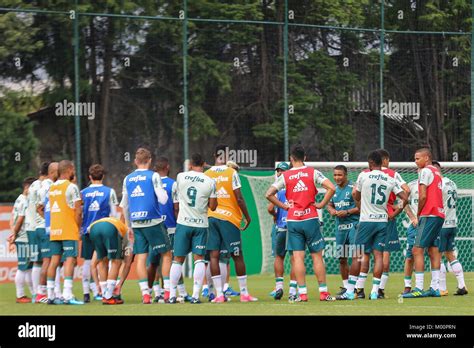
[242,162,474,274]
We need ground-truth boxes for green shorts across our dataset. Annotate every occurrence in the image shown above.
[274,228,287,257]
[27,230,40,262]
[15,241,32,271]
[404,224,417,259]
[207,217,242,257]
[415,216,444,248]
[287,219,325,253]
[173,223,208,257]
[354,221,387,253]
[89,221,123,260]
[38,229,52,259]
[335,222,357,258]
[133,223,170,255]
[81,234,94,260]
[436,227,457,253]
[50,240,78,258]
[384,219,400,252]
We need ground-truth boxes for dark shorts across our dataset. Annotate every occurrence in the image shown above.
[335,221,358,258]
[354,221,387,253]
[173,224,208,257]
[50,240,78,258]
[287,219,325,253]
[405,224,417,259]
[81,234,94,260]
[207,217,242,257]
[133,223,171,255]
[27,230,40,262]
[384,219,401,252]
[436,227,457,253]
[415,216,444,248]
[38,229,52,259]
[15,241,32,271]
[89,221,123,260]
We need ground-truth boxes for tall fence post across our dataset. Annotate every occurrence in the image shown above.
[73,0,82,187]
[182,0,189,165]
[379,0,385,149]
[283,0,289,160]
[471,0,474,161]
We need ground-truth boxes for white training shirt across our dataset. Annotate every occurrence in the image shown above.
[35,178,54,228]
[356,169,403,222]
[441,177,457,228]
[418,167,434,186]
[24,179,42,232]
[176,171,216,228]
[12,194,28,243]
[406,179,419,217]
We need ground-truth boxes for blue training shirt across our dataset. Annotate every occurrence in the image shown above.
[81,185,112,234]
[275,189,288,230]
[125,170,161,221]
[159,176,177,229]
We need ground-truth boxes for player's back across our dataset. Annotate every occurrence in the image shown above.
[205,165,242,227]
[407,179,419,216]
[177,171,216,227]
[13,194,28,242]
[25,179,41,232]
[81,184,112,233]
[159,176,177,228]
[442,177,457,227]
[357,170,398,222]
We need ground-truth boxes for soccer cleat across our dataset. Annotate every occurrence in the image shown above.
[240,294,258,302]
[269,289,277,297]
[47,298,64,305]
[211,295,226,303]
[168,297,177,304]
[336,291,355,300]
[182,294,193,302]
[402,287,424,298]
[336,287,347,296]
[421,287,440,298]
[440,290,449,296]
[320,292,335,301]
[224,286,240,297]
[35,294,47,303]
[142,293,152,304]
[402,287,411,295]
[454,287,468,296]
[163,290,170,303]
[356,288,365,299]
[274,288,284,300]
[153,295,164,303]
[94,295,103,301]
[64,297,85,305]
[378,289,385,299]
[369,292,378,300]
[295,294,308,302]
[102,297,122,305]
[201,287,209,297]
[83,293,91,303]
[16,296,32,303]
[208,292,216,302]
[288,294,298,303]
[190,297,201,304]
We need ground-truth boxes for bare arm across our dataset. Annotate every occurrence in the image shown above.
[315,179,335,209]
[208,197,217,211]
[235,188,251,230]
[173,203,179,218]
[404,205,418,227]
[265,186,288,211]
[390,191,408,219]
[74,200,82,227]
[326,201,337,216]
[417,184,427,217]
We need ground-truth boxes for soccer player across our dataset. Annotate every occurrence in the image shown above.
[24,162,49,301]
[34,162,59,303]
[120,147,171,304]
[337,150,407,300]
[432,161,467,296]
[80,164,119,302]
[377,149,410,299]
[402,178,419,294]
[205,144,256,303]
[326,165,360,295]
[46,160,83,305]
[169,153,217,304]
[88,216,128,305]
[267,162,297,301]
[403,148,445,298]
[9,177,36,303]
[266,145,336,302]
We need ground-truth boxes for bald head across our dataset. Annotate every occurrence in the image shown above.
[48,162,59,181]
[414,147,432,169]
[58,160,75,181]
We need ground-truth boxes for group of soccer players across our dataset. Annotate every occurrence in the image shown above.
[9,143,467,305]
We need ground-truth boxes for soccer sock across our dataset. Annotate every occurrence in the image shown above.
[169,262,182,299]
[90,282,99,296]
[380,272,389,290]
[347,275,357,294]
[205,264,213,288]
[47,278,55,300]
[153,281,162,298]
[430,269,440,291]
[105,279,116,300]
[237,275,249,296]
[211,275,224,297]
[163,276,170,292]
[275,277,284,291]
[178,277,188,297]
[355,272,367,290]
[298,284,307,295]
[15,269,26,298]
[450,260,466,289]
[138,279,149,296]
[63,277,73,301]
[54,267,61,298]
[318,282,328,293]
[32,265,41,295]
[38,285,47,295]
[415,271,424,290]
[218,262,227,288]
[371,277,381,294]
[99,281,107,297]
[439,263,447,292]
[192,260,206,299]
[82,260,91,295]
[404,276,412,288]
[24,269,34,295]
[289,280,297,296]
[342,279,349,289]
[223,282,229,292]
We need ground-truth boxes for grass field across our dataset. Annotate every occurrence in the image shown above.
[1,273,473,316]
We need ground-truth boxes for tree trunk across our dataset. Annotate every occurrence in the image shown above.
[87,16,99,165]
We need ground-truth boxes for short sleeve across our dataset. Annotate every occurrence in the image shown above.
[272,174,286,191]
[418,168,434,186]
[172,182,179,203]
[394,172,406,186]
[209,179,217,198]
[313,169,327,186]
[356,173,364,192]
[109,189,119,206]
[232,170,242,190]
